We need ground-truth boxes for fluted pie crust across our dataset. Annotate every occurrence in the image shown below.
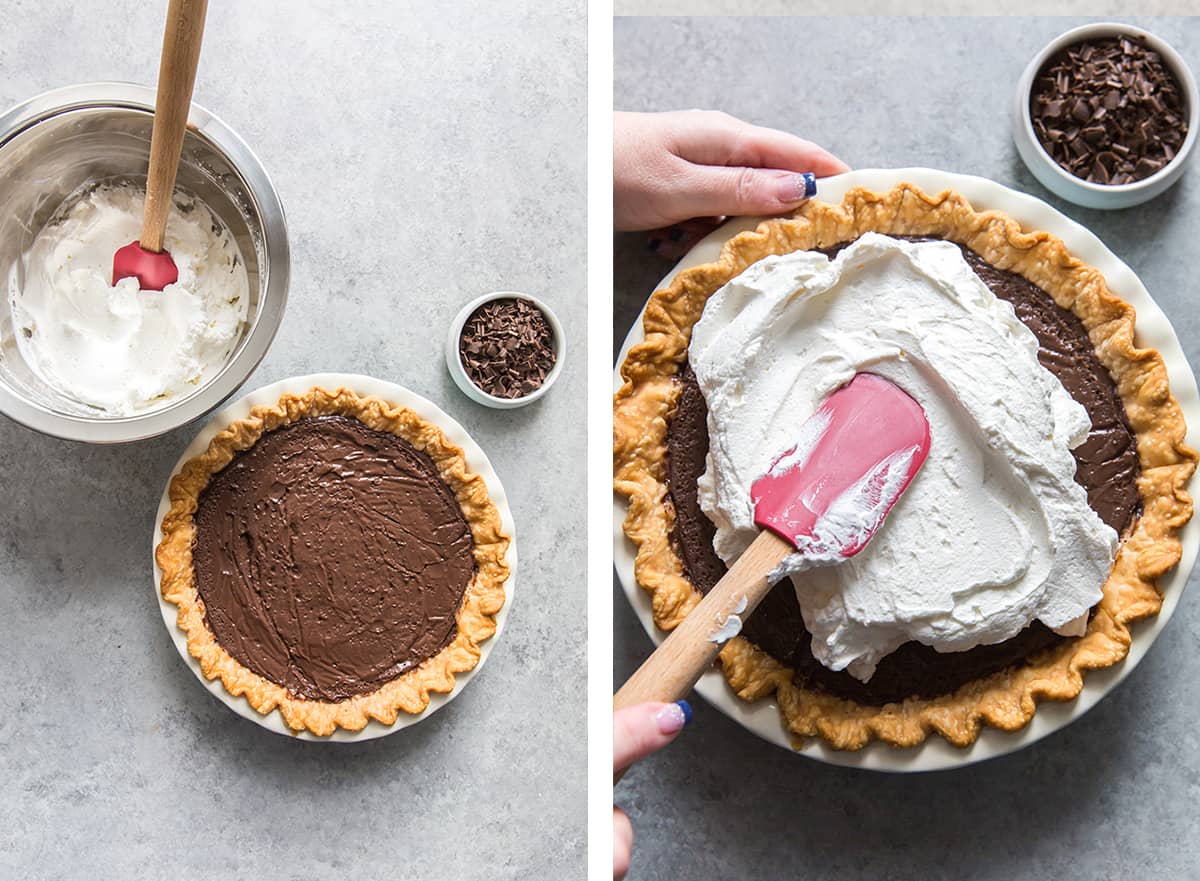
[156,386,510,736]
[614,183,1196,750]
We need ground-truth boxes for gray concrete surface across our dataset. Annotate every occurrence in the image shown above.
[0,2,584,879]
[615,16,1200,881]
[617,1,1195,15]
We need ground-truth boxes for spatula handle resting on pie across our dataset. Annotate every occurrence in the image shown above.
[614,374,930,771]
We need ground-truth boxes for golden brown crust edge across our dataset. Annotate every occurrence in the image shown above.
[155,386,510,737]
[614,182,1196,750]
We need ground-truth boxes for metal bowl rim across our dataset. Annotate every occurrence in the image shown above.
[0,81,289,443]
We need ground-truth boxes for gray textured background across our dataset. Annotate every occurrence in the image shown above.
[0,2,584,879]
[615,16,1200,881]
[617,2,1194,15]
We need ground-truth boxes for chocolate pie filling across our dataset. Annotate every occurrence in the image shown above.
[665,238,1141,704]
[192,415,477,702]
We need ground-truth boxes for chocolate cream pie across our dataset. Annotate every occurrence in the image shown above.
[614,183,1195,749]
[157,387,509,735]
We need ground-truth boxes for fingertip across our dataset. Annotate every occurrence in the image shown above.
[820,154,852,176]
[613,808,633,880]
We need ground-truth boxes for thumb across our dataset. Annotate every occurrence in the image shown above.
[614,701,693,773]
[680,165,817,219]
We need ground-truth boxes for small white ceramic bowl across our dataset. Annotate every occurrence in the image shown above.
[1013,22,1198,210]
[445,292,565,409]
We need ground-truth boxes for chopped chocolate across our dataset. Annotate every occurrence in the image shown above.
[459,297,557,399]
[1030,35,1189,185]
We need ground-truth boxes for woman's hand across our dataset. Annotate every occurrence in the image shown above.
[614,110,849,231]
[613,701,693,879]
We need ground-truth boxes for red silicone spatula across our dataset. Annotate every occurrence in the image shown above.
[614,374,930,737]
[111,0,209,291]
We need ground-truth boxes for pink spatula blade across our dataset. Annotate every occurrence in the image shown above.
[112,241,179,290]
[751,373,930,559]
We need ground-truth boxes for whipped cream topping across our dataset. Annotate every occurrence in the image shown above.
[9,183,249,415]
[690,234,1119,681]
[708,594,748,645]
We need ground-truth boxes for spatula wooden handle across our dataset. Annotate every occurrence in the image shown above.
[613,529,792,783]
[615,529,793,711]
[141,0,209,253]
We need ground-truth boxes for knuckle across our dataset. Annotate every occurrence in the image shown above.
[732,166,758,208]
[690,108,731,130]
[726,129,754,162]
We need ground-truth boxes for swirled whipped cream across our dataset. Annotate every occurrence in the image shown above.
[691,233,1118,681]
[9,183,249,415]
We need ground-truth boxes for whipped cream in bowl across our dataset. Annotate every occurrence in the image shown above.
[690,233,1119,681]
[0,83,288,442]
[11,183,249,417]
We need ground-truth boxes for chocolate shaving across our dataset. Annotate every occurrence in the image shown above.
[458,298,557,399]
[1030,35,1188,185]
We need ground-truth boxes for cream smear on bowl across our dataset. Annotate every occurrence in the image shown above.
[689,234,1118,682]
[9,182,249,416]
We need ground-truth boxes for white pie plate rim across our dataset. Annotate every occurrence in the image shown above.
[613,167,1200,772]
[152,372,518,742]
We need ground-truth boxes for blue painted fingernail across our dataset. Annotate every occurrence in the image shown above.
[675,700,694,726]
[779,172,818,204]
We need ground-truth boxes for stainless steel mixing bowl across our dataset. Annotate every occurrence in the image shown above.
[0,82,289,442]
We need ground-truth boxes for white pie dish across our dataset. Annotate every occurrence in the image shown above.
[613,167,1200,772]
[152,372,518,742]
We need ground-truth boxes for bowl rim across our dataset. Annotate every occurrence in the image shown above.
[1016,21,1199,196]
[0,81,290,443]
[444,290,567,409]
